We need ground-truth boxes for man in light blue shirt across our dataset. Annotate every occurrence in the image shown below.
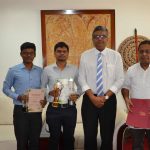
[3,42,43,150]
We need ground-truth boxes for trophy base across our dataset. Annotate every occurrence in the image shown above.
[52,101,59,108]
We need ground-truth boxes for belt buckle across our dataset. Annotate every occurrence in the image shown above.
[60,103,68,108]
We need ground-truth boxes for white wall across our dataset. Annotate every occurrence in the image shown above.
[0,0,150,99]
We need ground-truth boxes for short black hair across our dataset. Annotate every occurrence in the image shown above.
[138,40,150,50]
[54,42,69,52]
[20,42,36,52]
[92,26,108,34]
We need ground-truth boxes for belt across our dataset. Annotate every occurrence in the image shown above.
[14,105,27,112]
[49,102,75,109]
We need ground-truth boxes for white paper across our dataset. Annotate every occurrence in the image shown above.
[27,89,45,112]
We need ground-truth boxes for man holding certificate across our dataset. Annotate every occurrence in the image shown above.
[3,42,45,150]
[41,42,81,150]
[122,40,150,150]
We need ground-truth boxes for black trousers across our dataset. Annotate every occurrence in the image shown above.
[81,94,116,150]
[46,104,77,150]
[131,128,150,150]
[13,105,42,150]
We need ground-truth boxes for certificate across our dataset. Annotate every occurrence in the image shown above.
[27,89,45,112]
[126,99,150,128]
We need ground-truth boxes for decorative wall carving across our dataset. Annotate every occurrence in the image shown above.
[41,10,115,66]
[118,35,148,71]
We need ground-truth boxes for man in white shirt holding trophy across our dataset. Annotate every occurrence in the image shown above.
[41,42,81,150]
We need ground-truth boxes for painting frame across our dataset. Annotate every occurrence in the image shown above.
[41,9,115,66]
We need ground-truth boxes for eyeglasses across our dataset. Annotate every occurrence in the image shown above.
[139,50,150,54]
[93,35,108,40]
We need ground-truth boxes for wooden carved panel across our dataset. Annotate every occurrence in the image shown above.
[41,10,115,66]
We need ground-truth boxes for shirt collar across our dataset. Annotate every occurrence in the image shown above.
[138,62,150,70]
[53,62,69,69]
[20,63,36,70]
[94,47,108,56]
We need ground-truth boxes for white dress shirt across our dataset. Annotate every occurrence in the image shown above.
[123,63,150,99]
[78,47,124,94]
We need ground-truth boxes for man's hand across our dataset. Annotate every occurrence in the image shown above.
[90,95,105,108]
[40,99,47,108]
[125,98,133,112]
[69,94,79,102]
[17,95,28,103]
[85,89,105,108]
[121,88,133,112]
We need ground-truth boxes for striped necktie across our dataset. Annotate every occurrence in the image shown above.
[96,52,104,96]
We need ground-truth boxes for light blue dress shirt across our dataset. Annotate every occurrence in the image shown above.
[3,63,42,105]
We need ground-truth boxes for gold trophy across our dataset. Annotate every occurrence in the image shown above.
[52,80,63,107]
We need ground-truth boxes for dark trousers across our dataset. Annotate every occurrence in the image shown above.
[46,104,77,150]
[81,94,116,150]
[13,105,42,150]
[131,128,150,150]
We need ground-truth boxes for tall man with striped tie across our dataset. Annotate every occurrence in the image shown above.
[79,26,124,150]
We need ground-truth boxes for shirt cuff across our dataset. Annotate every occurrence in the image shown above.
[109,86,118,94]
[12,93,19,101]
[122,85,130,90]
[82,85,90,93]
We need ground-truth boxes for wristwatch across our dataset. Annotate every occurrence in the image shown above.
[105,95,109,100]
